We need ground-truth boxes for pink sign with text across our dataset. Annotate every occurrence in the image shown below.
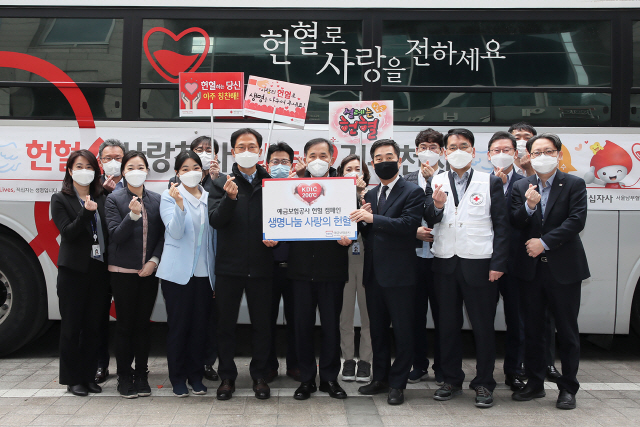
[328,100,393,144]
[244,76,310,128]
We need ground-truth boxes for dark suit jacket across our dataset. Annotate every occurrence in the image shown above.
[492,169,525,274]
[51,191,109,272]
[360,176,424,287]
[510,170,590,285]
[424,170,510,285]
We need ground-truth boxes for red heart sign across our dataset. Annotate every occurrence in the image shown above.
[632,143,640,162]
[143,27,210,83]
[296,183,323,205]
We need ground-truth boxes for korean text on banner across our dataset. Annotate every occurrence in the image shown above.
[262,177,358,241]
[329,100,393,144]
[179,72,244,117]
[244,76,311,128]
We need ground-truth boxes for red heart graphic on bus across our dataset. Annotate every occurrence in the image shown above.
[143,27,210,83]
[296,183,323,205]
[632,143,640,162]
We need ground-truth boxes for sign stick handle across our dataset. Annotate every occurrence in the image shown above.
[359,131,363,170]
[266,106,276,149]
[210,104,214,142]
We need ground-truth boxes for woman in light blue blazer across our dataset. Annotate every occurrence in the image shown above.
[157,151,215,397]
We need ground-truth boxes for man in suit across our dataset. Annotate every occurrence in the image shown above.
[403,128,445,385]
[350,139,424,405]
[510,133,590,410]
[424,128,509,408]
[487,131,527,391]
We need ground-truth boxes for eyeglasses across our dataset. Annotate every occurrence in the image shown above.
[269,159,291,166]
[234,145,259,153]
[101,156,123,162]
[530,149,559,158]
[193,147,212,154]
[489,148,515,155]
[447,144,471,152]
[418,145,441,153]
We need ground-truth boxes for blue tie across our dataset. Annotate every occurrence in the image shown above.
[378,185,389,213]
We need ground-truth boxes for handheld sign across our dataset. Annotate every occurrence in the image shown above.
[244,76,311,129]
[179,72,244,117]
[329,100,394,144]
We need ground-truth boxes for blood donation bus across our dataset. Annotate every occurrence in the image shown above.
[1,1,640,356]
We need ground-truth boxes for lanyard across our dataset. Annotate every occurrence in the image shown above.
[79,197,98,243]
[448,169,474,207]
[192,201,206,275]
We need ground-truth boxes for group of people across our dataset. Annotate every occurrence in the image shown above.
[51,123,589,411]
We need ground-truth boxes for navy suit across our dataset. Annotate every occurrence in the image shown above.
[511,170,589,395]
[360,176,424,389]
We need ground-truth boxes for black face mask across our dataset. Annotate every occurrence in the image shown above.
[374,161,399,180]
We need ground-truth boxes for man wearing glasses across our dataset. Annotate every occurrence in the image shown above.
[511,133,589,410]
[424,128,509,408]
[98,138,127,194]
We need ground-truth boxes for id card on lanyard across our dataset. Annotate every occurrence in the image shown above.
[79,197,101,258]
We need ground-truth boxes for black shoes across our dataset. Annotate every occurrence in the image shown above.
[556,390,576,410]
[95,367,109,384]
[547,365,561,382]
[433,383,463,401]
[253,378,270,399]
[67,384,88,397]
[204,365,219,382]
[341,359,356,382]
[356,361,371,383]
[85,382,102,394]
[474,386,494,408]
[358,380,389,395]
[512,384,546,401]
[216,379,235,400]
[294,381,317,400]
[134,371,151,397]
[117,375,138,399]
[387,388,404,405]
[505,374,526,391]
[319,381,347,399]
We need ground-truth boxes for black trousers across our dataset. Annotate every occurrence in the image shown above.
[413,257,440,375]
[292,280,344,383]
[162,276,212,386]
[366,278,415,389]
[111,272,159,377]
[268,263,298,371]
[216,275,272,381]
[96,284,112,371]
[433,258,498,391]
[204,299,218,366]
[57,260,109,386]
[520,261,581,394]
[497,272,525,376]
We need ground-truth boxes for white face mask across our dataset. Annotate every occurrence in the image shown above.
[71,169,95,186]
[198,152,212,170]
[490,152,515,170]
[516,140,528,158]
[180,170,202,188]
[102,159,121,177]
[125,170,147,188]
[531,154,559,175]
[344,171,358,178]
[446,149,473,170]
[234,151,259,169]
[307,159,330,177]
[418,150,440,167]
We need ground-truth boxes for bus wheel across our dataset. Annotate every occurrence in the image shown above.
[0,234,48,356]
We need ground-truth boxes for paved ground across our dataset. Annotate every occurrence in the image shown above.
[1,324,640,426]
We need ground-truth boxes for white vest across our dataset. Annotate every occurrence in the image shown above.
[431,170,494,259]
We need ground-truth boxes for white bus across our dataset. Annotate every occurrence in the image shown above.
[1,1,640,355]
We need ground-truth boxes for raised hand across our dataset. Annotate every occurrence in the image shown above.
[209,155,220,180]
[420,161,435,179]
[361,202,372,213]
[356,175,367,194]
[84,195,97,211]
[223,175,238,200]
[129,196,142,215]
[295,156,307,177]
[432,184,447,209]
[103,175,116,192]
[525,183,541,210]
[169,182,184,211]
[495,167,507,184]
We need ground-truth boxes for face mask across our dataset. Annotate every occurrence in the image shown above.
[234,151,259,169]
[269,164,290,179]
[71,169,95,186]
[102,160,121,177]
[374,161,399,180]
[490,152,515,170]
[446,149,473,170]
[180,170,202,188]
[198,152,212,170]
[516,140,528,158]
[343,171,359,178]
[125,170,147,188]
[418,150,440,167]
[307,159,330,177]
[531,154,558,175]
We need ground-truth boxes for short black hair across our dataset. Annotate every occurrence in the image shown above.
[488,131,517,151]
[61,150,103,197]
[174,150,203,171]
[415,128,444,148]
[444,128,475,147]
[266,141,294,163]
[304,138,334,157]
[370,139,400,158]
[190,135,219,154]
[120,150,149,175]
[508,122,537,136]
[230,128,262,149]
[526,133,562,153]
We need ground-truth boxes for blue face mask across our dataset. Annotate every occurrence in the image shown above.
[270,164,290,178]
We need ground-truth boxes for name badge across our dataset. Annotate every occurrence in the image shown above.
[91,245,101,258]
[351,241,361,255]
